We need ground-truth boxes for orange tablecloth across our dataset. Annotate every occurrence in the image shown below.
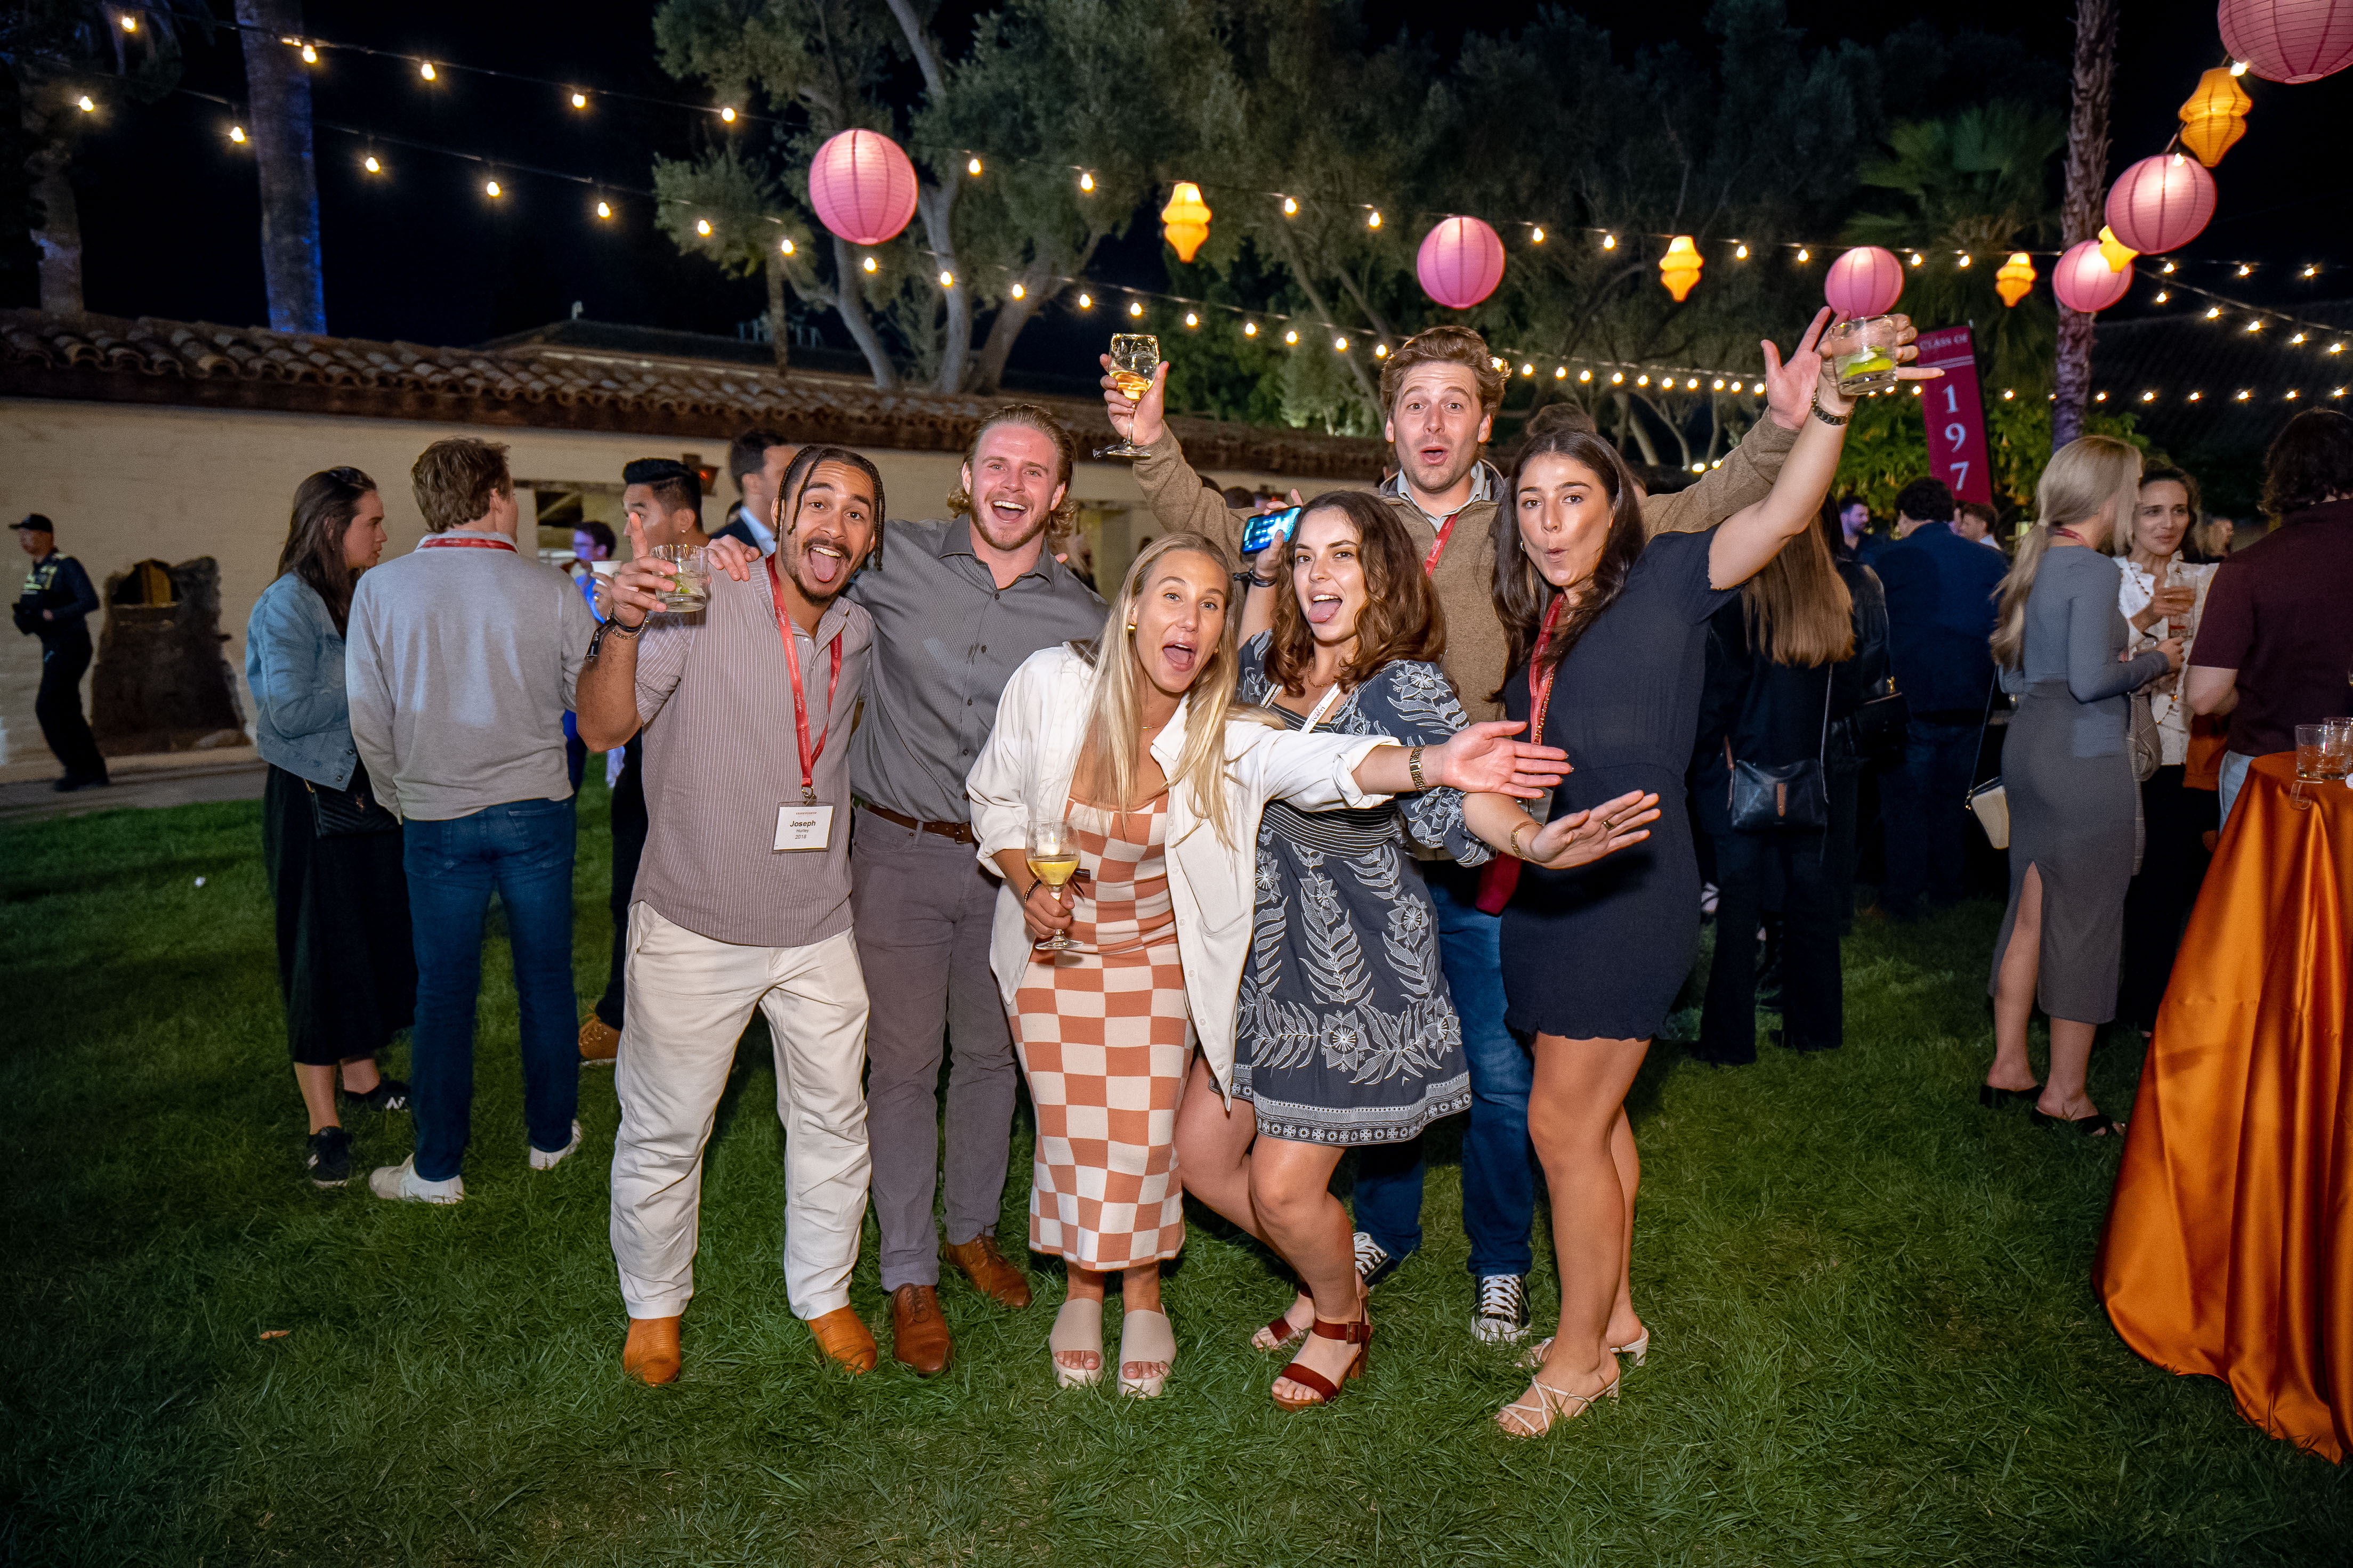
[2097,752,2351,1463]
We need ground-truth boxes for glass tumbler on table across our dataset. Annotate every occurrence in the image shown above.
[1097,334,1161,459]
[1825,314,1903,397]
[1026,815,1082,952]
[652,543,710,613]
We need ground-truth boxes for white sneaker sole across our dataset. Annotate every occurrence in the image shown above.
[530,1121,585,1171]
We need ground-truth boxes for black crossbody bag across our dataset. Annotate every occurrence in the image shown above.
[307,761,400,838]
[1726,675,1832,833]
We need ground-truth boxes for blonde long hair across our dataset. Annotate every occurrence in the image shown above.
[1742,509,1855,667]
[1992,436,2143,671]
[1080,532,1275,847]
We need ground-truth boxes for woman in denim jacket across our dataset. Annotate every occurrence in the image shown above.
[246,468,417,1187]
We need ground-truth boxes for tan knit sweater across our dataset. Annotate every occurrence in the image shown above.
[1132,417,1798,718]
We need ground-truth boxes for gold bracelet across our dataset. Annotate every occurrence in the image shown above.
[1508,820,1533,860]
[1406,746,1427,791]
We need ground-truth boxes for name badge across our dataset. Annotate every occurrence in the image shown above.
[774,803,835,851]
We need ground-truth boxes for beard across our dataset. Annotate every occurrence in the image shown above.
[971,493,1053,553]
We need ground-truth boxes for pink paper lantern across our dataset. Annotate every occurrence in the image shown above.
[2105,154,2218,254]
[1416,216,1506,310]
[2052,239,2134,314]
[2219,0,2353,83]
[807,128,918,246]
[1825,247,1904,319]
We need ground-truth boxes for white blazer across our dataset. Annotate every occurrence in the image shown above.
[966,644,1393,1098]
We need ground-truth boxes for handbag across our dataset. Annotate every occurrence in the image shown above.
[2128,689,2162,784]
[1964,673,2010,850]
[306,762,400,838]
[1725,672,1831,833]
[1829,679,1909,770]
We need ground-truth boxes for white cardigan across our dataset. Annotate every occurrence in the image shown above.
[966,644,1392,1097]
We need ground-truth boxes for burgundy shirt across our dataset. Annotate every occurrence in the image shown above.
[2189,499,2353,756]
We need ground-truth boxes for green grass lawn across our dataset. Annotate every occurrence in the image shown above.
[2,782,2344,1566]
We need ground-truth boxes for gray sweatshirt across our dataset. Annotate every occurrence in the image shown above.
[345,533,597,822]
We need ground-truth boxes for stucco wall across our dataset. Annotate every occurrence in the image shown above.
[0,399,1345,767]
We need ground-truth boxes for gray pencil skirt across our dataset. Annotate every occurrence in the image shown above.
[1986,679,2142,1023]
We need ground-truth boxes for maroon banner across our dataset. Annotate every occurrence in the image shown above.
[1915,325,1993,506]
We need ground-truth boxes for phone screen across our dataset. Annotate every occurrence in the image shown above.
[1240,506,1301,560]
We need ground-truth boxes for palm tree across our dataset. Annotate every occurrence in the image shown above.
[2052,0,2118,451]
[233,0,325,334]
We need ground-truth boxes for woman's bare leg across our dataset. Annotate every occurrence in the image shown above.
[295,1063,339,1135]
[339,1055,382,1095]
[2039,1019,2115,1128]
[1603,1108,1644,1351]
[1174,1054,1263,1241]
[1250,1136,1356,1401]
[1118,1261,1168,1383]
[1989,865,2044,1092]
[1058,1266,1106,1376]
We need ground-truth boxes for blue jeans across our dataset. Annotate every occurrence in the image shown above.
[403,797,580,1181]
[1349,864,1537,1279]
[2217,750,2253,832]
[1880,719,1983,914]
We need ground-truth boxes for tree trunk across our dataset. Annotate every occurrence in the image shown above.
[1270,223,1382,414]
[235,0,327,334]
[25,109,82,316]
[917,183,970,393]
[2052,0,2117,453]
[830,233,898,389]
[764,248,791,374]
[970,258,1055,395]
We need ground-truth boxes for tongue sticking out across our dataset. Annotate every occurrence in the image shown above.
[1306,598,1341,625]
[805,545,843,587]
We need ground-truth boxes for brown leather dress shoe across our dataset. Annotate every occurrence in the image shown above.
[622,1315,682,1385]
[891,1283,953,1376]
[579,1015,620,1065]
[943,1233,1033,1309]
[808,1306,877,1374]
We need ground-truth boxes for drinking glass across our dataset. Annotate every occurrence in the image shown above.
[2320,718,2353,779]
[1026,814,1082,953]
[1097,334,1161,459]
[1825,315,1903,397]
[2293,723,2336,782]
[652,543,709,613]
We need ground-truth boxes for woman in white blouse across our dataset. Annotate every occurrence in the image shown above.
[966,533,1654,1398]
[2114,465,2221,1034]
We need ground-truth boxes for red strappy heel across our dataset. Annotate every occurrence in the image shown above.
[1271,1316,1372,1410]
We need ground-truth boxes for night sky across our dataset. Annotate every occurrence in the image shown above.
[27,0,2352,372]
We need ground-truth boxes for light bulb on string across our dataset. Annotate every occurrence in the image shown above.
[1008,281,1022,299]
[1532,226,1545,243]
[719,106,737,123]
[1374,343,1389,358]
[779,237,794,255]
[2206,307,2222,319]
[1284,329,1299,345]
[1366,209,1381,229]
[1128,300,1144,318]
[1958,254,1972,267]
[1076,291,1090,307]
[2331,343,2346,354]
[696,218,711,236]
[862,255,878,273]
[2141,391,2156,401]
[301,43,317,63]
[1636,374,1649,386]
[2247,319,2264,332]
[76,95,94,112]
[419,61,436,80]
[485,178,502,197]
[1521,362,1534,377]
[1686,377,1700,389]
[596,200,611,220]
[2162,261,2176,273]
[939,270,954,288]
[2189,391,2203,400]
[967,157,981,176]
[1244,321,1257,336]
[1602,233,1616,249]
[1579,369,1592,382]
[2002,388,2015,400]
[1282,196,1298,216]
[2156,290,2170,303]
[2304,265,2319,278]
[2294,332,2308,344]
[365,153,382,174]
[2237,263,2252,277]
[229,124,246,142]
[1734,242,1749,259]
[1184,311,1198,328]
[1556,367,1568,379]
[1078,171,1094,192]
[2236,389,2251,400]
[1909,252,1923,266]
[2230,60,2248,75]
[1796,247,1810,262]
[2286,389,2300,400]
[1712,378,1725,390]
[571,91,587,109]
[2093,390,2106,401]
[1611,371,1623,384]
[1334,335,1348,351]
[119,13,135,30]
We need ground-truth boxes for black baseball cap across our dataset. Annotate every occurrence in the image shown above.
[11,514,54,533]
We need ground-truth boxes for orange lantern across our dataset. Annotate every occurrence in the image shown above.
[1659,235,1702,302]
[2097,225,2139,273]
[1995,251,2037,307]
[2178,66,2253,167]
[1160,181,1212,264]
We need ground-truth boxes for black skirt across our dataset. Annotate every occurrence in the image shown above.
[262,761,417,1066]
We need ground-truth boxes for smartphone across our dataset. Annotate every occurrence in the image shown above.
[1240,506,1301,559]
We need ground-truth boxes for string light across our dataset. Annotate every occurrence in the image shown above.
[2093,390,2107,401]
[364,154,382,174]
[1712,377,1725,390]
[1557,367,1569,379]
[1578,369,1591,381]
[939,270,954,287]
[419,61,436,80]
[1284,329,1298,344]
[1366,209,1381,229]
[2237,263,2252,277]
[1184,311,1198,328]
[779,236,793,254]
[570,91,587,109]
[2333,344,2347,355]
[1796,248,1810,262]
[1334,335,1348,351]
[719,106,737,123]
[2304,265,2320,278]
[119,13,135,30]
[967,157,981,176]
[2189,391,2203,400]
[2141,390,2155,401]
[2286,389,2300,399]
[1075,290,1090,306]
[1531,226,1545,243]
[1244,320,1257,336]
[1909,252,1923,266]
[1282,196,1298,216]
[2230,60,2248,75]
[2206,306,2223,319]
[2155,290,2169,303]
[1611,371,1623,384]
[76,95,94,112]
[2235,389,2251,400]
[2162,261,2176,273]
[695,218,711,235]
[1602,233,1616,249]
[1128,300,1144,317]
[1374,343,1388,358]
[1078,171,1094,192]
[2246,319,2263,332]
[1521,362,1534,376]
[1734,243,1749,259]
[2293,332,2308,344]
[484,178,501,197]
[862,255,878,273]
[595,200,610,218]
[2002,388,2015,400]
[229,124,246,142]
[1636,374,1649,386]
[1957,254,1971,267]
[1008,281,1022,298]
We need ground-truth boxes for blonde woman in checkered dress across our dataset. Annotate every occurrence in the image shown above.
[970,533,1639,1400]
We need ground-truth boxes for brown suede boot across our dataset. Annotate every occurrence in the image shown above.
[579,1015,620,1065]
[943,1233,1033,1309]
[622,1315,682,1385]
[808,1306,877,1374]
[890,1283,953,1376]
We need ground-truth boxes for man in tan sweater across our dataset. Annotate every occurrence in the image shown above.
[1099,320,1837,1343]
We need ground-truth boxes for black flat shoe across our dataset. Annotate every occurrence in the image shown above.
[2029,1108,2123,1136]
[1978,1083,2041,1109]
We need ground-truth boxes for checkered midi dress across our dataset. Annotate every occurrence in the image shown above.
[1012,793,1189,1270]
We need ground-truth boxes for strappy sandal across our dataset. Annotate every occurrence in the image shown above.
[1271,1316,1372,1410]
[1049,1297,1103,1388]
[1117,1307,1175,1399]
[1496,1370,1620,1438]
[1521,1329,1651,1371]
[1978,1082,2041,1110]
[2031,1108,2124,1136]
[1252,1294,1314,1353]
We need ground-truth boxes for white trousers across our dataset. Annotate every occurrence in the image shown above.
[610,903,871,1321]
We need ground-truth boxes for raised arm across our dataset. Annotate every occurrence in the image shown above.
[1104,359,1248,555]
[2064,571,2174,703]
[575,514,673,751]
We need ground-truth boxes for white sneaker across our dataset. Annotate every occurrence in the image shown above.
[368,1155,464,1205]
[1472,1272,1532,1343]
[530,1120,584,1171]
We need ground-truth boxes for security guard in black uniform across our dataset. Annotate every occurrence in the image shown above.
[12,514,109,791]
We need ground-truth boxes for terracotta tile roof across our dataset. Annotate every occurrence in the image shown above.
[0,309,1388,483]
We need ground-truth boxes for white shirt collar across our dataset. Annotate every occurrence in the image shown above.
[1379,460,1499,528]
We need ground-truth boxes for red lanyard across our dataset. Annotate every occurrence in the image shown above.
[1526,591,1566,742]
[2052,526,2089,546]
[767,557,842,805]
[1422,510,1462,575]
[417,533,516,552]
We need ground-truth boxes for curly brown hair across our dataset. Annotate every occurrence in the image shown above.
[1378,324,1507,420]
[2260,409,2353,518]
[945,403,1081,544]
[1262,490,1446,697]
[410,438,512,533]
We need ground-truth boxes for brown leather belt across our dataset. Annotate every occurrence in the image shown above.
[858,801,978,846]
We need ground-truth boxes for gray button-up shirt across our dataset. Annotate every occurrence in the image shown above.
[848,517,1106,823]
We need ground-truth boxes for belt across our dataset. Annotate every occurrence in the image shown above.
[859,801,977,846]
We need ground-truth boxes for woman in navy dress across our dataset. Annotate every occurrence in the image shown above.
[1489,311,1901,1436]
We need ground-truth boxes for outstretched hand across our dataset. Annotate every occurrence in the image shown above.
[1102,357,1170,450]
[1764,308,1940,428]
[1525,789,1661,870]
[1430,721,1570,800]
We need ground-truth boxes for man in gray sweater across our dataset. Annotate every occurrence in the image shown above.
[347,438,598,1204]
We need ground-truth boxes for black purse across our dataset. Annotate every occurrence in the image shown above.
[1726,678,1831,833]
[306,760,400,838]
[1832,680,1910,770]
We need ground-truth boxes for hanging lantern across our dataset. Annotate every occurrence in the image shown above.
[1824,246,1904,318]
[2097,225,2140,272]
[2219,0,2353,83]
[2105,153,2218,254]
[1416,216,1506,309]
[1994,251,2037,307]
[2178,66,2254,165]
[806,128,918,246]
[2053,239,2133,314]
[1657,235,1703,302]
[1159,181,1212,264]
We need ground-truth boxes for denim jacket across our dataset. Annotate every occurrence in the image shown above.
[246,572,358,789]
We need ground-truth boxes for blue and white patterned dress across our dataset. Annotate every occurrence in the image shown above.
[1232,633,1486,1145]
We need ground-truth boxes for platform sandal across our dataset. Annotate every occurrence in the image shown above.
[1271,1316,1372,1411]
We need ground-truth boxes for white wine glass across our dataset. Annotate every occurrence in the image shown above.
[1097,334,1160,459]
[1026,814,1082,952]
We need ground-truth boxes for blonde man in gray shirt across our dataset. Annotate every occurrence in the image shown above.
[576,445,885,1386]
[347,439,596,1206]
